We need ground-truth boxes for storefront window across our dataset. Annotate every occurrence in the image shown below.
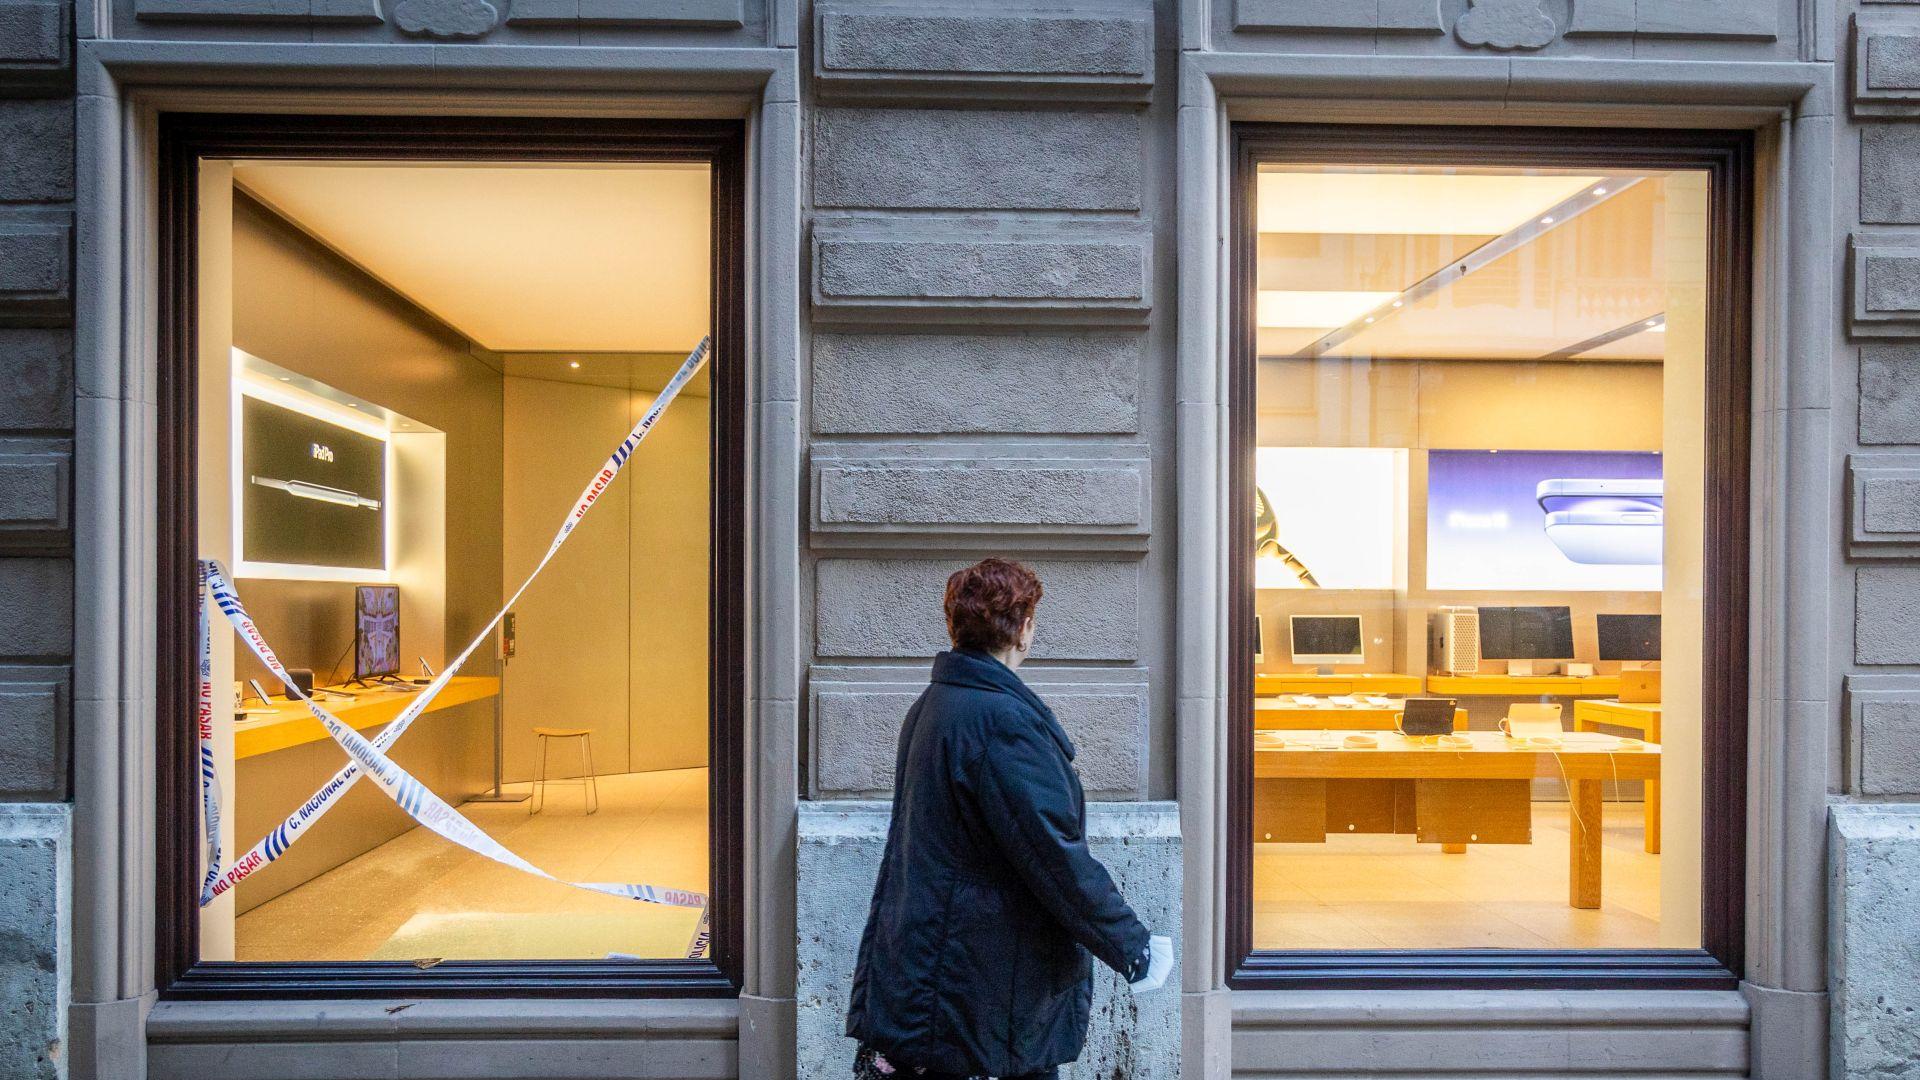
[184,148,731,967]
[1244,159,1714,952]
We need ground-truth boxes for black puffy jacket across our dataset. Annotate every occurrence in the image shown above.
[844,649,1151,1077]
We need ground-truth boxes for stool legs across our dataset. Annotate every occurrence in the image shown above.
[582,733,599,815]
[530,732,595,815]
[531,732,551,815]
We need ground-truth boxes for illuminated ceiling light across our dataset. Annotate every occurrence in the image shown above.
[1391,300,1404,308]
[346,403,360,408]
[1363,316,1375,324]
[1257,290,1400,329]
[1592,187,1608,196]
[1255,172,1602,235]
[1540,215,1555,224]
[278,376,292,382]
[569,360,581,369]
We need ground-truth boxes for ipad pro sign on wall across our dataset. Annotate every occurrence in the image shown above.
[235,376,390,580]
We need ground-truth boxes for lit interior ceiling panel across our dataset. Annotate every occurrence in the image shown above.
[232,161,711,354]
[1328,177,1668,361]
[1255,169,1604,236]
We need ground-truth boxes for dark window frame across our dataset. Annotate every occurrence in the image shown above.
[154,113,748,998]
[1226,124,1753,991]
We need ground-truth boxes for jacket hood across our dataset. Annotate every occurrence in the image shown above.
[931,649,1076,762]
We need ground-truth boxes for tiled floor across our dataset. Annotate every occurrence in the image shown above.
[1252,802,1665,950]
[234,767,710,961]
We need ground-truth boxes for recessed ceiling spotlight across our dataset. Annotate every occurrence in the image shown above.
[1363,316,1375,324]
[347,403,359,408]
[569,361,581,369]
[1593,187,1608,196]
[1646,319,1661,328]
[1391,300,1404,308]
[1540,215,1555,224]
[278,376,292,382]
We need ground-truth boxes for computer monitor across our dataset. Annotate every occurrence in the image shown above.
[1596,613,1661,662]
[1476,606,1574,660]
[1290,615,1364,666]
[354,584,400,680]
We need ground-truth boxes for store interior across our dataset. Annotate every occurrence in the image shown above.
[194,159,714,962]
[1249,165,1707,951]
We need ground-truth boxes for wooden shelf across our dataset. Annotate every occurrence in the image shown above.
[1255,672,1424,696]
[234,676,500,759]
[1426,673,1621,698]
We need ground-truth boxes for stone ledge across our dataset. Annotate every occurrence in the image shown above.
[0,0,68,87]
[1234,0,1442,33]
[811,455,1150,540]
[0,440,72,545]
[132,0,383,22]
[1830,803,1920,1080]
[796,800,1179,1080]
[1849,233,1920,337]
[810,226,1151,325]
[813,3,1152,101]
[1847,454,1920,557]
[505,0,743,27]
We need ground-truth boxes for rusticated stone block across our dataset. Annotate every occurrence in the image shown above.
[1848,455,1920,558]
[1831,805,1920,1079]
[1861,701,1920,795]
[0,101,71,204]
[812,332,1139,435]
[814,107,1141,212]
[0,558,69,657]
[1857,566,1920,664]
[797,801,1179,1080]
[813,457,1148,534]
[0,447,68,542]
[0,215,69,320]
[1863,127,1920,224]
[814,5,1151,96]
[816,558,1139,660]
[811,678,1147,798]
[1236,0,1442,31]
[1862,345,1920,443]
[1851,237,1920,337]
[811,229,1149,320]
[0,0,65,81]
[0,331,70,431]
[0,806,66,1080]
[0,668,65,797]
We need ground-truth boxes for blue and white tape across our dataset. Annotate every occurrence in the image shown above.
[196,337,712,957]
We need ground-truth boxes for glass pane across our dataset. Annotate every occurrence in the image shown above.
[194,160,714,961]
[1250,163,1708,951]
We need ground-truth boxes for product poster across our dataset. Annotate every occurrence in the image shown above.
[1254,447,1400,590]
[1426,449,1663,592]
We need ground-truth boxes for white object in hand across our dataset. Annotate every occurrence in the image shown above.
[1130,934,1174,995]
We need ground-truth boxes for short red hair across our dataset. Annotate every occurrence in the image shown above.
[943,558,1043,654]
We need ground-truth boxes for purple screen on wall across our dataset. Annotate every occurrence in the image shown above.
[1426,449,1664,592]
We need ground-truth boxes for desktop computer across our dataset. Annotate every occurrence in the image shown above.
[1428,606,1480,675]
[1290,615,1364,670]
[1477,605,1574,677]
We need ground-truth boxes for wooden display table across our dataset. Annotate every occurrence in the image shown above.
[1253,730,1659,909]
[233,676,501,759]
[1254,699,1468,732]
[1425,673,1621,698]
[1255,672,1423,696]
[1573,698,1663,853]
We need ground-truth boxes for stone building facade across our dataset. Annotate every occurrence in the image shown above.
[0,0,1914,1077]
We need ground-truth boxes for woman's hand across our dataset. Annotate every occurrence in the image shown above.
[1128,935,1174,995]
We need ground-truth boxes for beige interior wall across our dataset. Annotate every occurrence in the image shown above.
[499,373,710,781]
[501,376,634,782]
[1660,172,1710,949]
[626,389,710,773]
[210,191,505,915]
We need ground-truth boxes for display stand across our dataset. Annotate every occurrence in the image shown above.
[465,690,529,804]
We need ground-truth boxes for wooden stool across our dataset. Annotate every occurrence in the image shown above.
[531,727,598,815]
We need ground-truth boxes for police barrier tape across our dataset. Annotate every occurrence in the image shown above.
[197,337,712,956]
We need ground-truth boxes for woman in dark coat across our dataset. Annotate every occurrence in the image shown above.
[845,558,1172,1080]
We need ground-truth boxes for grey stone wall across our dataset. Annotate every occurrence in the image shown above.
[0,0,72,1075]
[795,802,1180,1080]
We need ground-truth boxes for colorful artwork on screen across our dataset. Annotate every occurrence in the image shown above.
[1426,449,1663,592]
